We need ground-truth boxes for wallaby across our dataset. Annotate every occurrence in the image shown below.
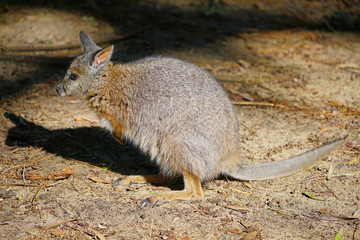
[56,31,347,207]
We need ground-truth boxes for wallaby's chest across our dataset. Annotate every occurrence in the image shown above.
[100,118,113,132]
[100,114,125,141]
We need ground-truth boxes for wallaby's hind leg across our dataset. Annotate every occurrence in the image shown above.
[141,170,203,208]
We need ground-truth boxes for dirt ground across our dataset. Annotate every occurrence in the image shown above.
[0,1,359,239]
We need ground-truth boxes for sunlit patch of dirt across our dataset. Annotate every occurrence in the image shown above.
[0,1,359,239]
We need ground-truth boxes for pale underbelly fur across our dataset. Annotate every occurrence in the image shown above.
[100,118,113,133]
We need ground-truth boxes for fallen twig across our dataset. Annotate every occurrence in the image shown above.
[314,179,339,200]
[232,101,285,108]
[11,168,74,181]
[31,182,47,207]
[4,183,40,187]
[224,205,251,212]
[36,218,81,238]
[44,218,80,231]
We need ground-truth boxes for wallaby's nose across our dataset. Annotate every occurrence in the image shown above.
[56,84,66,97]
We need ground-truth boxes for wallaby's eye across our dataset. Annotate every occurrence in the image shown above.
[69,73,79,81]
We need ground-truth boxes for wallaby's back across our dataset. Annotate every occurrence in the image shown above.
[98,57,241,180]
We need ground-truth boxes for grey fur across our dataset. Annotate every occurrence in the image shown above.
[226,136,347,180]
[79,31,101,53]
[56,31,347,183]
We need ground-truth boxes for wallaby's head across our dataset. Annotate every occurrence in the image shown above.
[56,31,114,97]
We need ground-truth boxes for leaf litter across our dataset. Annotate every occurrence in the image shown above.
[0,1,359,239]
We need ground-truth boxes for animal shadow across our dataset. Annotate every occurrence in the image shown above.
[4,112,158,175]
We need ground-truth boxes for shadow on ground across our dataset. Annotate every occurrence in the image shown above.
[4,112,160,176]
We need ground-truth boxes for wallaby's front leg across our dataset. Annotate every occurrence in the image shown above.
[141,170,203,208]
[112,132,126,145]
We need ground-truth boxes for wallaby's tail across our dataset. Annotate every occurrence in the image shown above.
[227,136,348,181]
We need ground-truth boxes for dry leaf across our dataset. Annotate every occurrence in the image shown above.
[51,230,64,236]
[348,158,358,165]
[74,117,83,123]
[318,208,329,214]
[336,63,359,69]
[237,59,251,68]
[241,231,260,240]
[219,225,243,235]
[241,181,253,188]
[327,165,334,179]
[316,126,330,136]
[228,229,241,234]
[98,223,107,229]
[88,176,111,184]
[48,168,74,180]
[302,44,323,49]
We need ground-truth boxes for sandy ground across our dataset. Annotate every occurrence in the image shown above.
[0,1,359,239]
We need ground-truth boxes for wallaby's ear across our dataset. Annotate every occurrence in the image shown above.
[92,45,114,69]
[79,31,101,53]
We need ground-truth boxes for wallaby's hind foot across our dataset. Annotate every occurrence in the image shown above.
[140,171,203,208]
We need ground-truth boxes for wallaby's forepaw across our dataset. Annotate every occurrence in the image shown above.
[113,175,168,187]
[140,198,163,208]
[140,192,174,208]
[112,177,140,187]
[112,177,123,187]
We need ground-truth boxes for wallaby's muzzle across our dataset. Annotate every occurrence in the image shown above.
[56,82,66,97]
